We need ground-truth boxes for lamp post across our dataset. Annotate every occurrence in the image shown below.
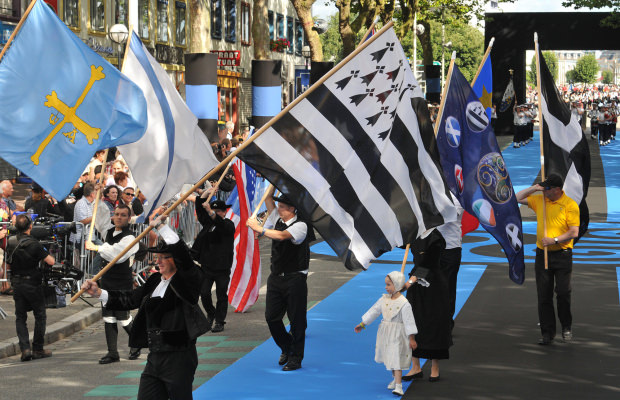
[108,24,129,70]
[301,45,311,69]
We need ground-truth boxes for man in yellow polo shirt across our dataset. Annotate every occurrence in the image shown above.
[516,174,579,345]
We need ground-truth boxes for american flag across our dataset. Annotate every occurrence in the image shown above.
[226,158,261,312]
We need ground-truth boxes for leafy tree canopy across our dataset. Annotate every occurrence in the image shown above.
[601,70,614,84]
[562,0,620,27]
[572,54,600,83]
[528,51,559,84]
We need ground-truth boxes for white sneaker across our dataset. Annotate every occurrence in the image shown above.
[600,141,604,146]
[392,383,404,396]
[387,379,396,390]
[513,143,520,148]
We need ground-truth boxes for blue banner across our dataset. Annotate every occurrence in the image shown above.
[437,64,525,284]
[471,55,493,120]
[0,0,147,200]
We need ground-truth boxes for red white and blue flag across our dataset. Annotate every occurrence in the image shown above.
[226,159,261,312]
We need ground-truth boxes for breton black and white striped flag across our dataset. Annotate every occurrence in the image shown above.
[238,27,457,270]
[537,46,591,238]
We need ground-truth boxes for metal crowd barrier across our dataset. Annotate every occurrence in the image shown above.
[0,201,202,291]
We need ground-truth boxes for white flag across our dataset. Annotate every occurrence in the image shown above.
[118,31,219,216]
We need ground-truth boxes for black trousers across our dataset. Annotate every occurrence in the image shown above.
[439,247,462,327]
[12,280,47,352]
[535,248,572,339]
[200,273,230,324]
[265,272,307,360]
[138,347,198,400]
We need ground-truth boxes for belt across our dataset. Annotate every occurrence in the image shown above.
[12,275,34,279]
[147,329,191,352]
[275,271,304,277]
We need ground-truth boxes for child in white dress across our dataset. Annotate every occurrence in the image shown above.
[355,271,418,396]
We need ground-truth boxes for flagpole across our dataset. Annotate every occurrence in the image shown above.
[71,21,395,303]
[119,25,134,74]
[534,32,549,270]
[0,0,38,63]
[434,51,457,136]
[471,37,494,87]
[360,16,380,43]
[400,244,410,274]
[205,162,232,202]
[86,149,110,243]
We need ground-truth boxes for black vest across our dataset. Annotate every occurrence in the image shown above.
[100,227,134,290]
[270,218,311,275]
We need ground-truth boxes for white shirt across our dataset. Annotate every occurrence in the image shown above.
[437,194,463,249]
[98,229,139,263]
[264,211,307,245]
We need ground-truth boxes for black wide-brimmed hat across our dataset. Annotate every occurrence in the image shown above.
[210,200,231,210]
[272,194,295,207]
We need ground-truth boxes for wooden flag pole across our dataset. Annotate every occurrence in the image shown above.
[470,37,494,87]
[360,16,380,43]
[433,51,457,137]
[71,20,395,303]
[534,32,549,270]
[400,244,410,274]
[205,162,232,203]
[86,149,110,243]
[0,0,38,63]
[251,184,275,219]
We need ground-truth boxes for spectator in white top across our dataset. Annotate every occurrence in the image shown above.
[225,121,234,140]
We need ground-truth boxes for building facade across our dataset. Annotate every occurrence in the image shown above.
[1,0,307,139]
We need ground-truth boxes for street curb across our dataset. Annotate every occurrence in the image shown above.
[0,306,102,359]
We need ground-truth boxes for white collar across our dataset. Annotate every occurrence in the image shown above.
[280,215,298,227]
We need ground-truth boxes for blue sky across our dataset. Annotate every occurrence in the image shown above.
[312,0,614,20]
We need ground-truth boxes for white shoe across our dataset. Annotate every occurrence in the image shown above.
[392,383,404,396]
[600,141,604,146]
[513,143,520,148]
[387,379,396,390]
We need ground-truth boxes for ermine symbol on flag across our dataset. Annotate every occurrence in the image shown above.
[445,116,461,148]
[505,223,522,252]
[466,101,489,132]
[455,164,464,193]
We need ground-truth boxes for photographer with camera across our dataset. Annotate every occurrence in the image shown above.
[6,214,55,361]
[85,203,141,364]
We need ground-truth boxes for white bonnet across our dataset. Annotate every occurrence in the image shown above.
[387,271,406,292]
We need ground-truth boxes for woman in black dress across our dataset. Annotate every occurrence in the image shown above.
[402,228,452,382]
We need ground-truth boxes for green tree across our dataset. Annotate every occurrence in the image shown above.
[566,69,576,83]
[528,51,558,84]
[320,14,345,63]
[572,54,599,83]
[561,0,620,27]
[602,70,614,84]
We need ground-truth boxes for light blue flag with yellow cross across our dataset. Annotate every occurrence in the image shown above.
[0,0,147,200]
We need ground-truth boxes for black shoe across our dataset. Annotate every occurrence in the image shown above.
[282,359,302,371]
[278,352,289,366]
[99,354,120,364]
[128,348,141,360]
[21,349,32,362]
[402,371,423,381]
[538,336,553,345]
[32,349,52,360]
[429,374,441,382]
[211,322,225,333]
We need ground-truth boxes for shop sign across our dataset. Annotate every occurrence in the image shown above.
[0,22,15,45]
[156,44,185,65]
[85,37,114,56]
[211,50,241,66]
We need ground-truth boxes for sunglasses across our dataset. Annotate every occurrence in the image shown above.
[123,192,135,197]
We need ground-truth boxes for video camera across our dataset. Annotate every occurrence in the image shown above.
[30,215,77,241]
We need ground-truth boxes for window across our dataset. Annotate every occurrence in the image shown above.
[175,0,186,46]
[286,16,293,54]
[137,0,150,40]
[225,0,236,43]
[211,0,222,39]
[64,0,80,28]
[276,13,284,39]
[115,0,128,25]
[295,19,303,56]
[90,0,105,32]
[157,0,169,43]
[240,2,250,46]
[268,10,274,41]
[0,0,12,17]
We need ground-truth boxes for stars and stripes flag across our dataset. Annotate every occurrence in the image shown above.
[437,62,525,284]
[237,27,457,270]
[536,44,590,239]
[226,158,261,312]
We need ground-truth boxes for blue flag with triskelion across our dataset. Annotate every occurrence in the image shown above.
[436,63,525,284]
